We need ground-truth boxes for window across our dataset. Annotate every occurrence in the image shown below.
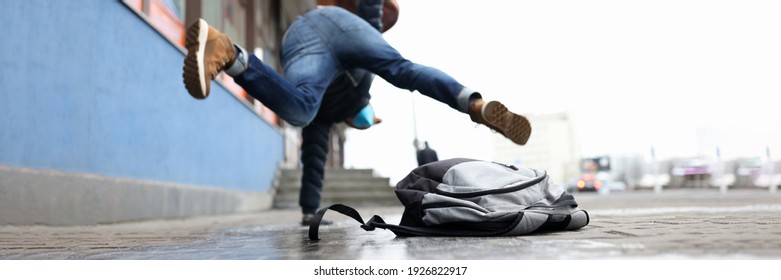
[123,0,186,47]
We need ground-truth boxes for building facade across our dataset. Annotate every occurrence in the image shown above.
[491,112,581,187]
[0,0,324,225]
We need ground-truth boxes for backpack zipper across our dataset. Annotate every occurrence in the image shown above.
[435,170,548,198]
[420,201,489,213]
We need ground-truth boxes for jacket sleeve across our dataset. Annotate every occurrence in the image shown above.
[357,0,384,32]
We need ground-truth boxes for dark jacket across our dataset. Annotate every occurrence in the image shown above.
[314,70,373,123]
[299,0,383,214]
[417,143,439,166]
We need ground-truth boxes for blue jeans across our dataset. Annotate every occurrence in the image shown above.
[233,7,477,127]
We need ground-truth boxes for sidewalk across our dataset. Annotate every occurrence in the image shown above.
[1,189,780,259]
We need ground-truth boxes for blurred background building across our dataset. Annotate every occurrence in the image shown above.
[489,111,779,193]
[491,112,581,186]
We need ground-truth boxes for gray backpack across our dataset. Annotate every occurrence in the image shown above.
[309,158,589,240]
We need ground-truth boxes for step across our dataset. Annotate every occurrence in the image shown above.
[278,175,391,184]
[279,169,378,180]
[274,168,397,209]
[274,190,397,201]
[276,188,394,196]
[276,179,392,191]
[276,186,396,196]
[273,190,399,209]
[281,168,375,175]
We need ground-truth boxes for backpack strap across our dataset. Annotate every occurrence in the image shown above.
[308,204,529,240]
[308,204,466,240]
[308,204,370,240]
[365,214,526,237]
[308,204,417,240]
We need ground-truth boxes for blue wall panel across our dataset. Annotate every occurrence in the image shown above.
[0,0,283,192]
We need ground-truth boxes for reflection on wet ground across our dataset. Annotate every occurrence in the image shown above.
[62,215,640,260]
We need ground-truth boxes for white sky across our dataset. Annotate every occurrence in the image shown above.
[344,0,781,182]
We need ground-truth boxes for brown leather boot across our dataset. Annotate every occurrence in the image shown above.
[182,18,236,99]
[469,100,532,145]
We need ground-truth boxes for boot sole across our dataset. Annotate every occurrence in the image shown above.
[183,19,209,99]
[481,101,532,145]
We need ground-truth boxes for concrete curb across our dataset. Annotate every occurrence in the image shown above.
[0,165,273,225]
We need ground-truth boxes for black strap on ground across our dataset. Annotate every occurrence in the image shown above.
[367,213,526,237]
[309,203,531,240]
[309,204,370,241]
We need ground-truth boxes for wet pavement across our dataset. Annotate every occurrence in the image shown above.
[1,189,781,259]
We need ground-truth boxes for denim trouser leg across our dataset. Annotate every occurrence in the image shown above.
[234,7,474,128]
[299,7,472,113]
[233,55,327,127]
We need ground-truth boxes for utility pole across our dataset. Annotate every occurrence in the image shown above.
[652,146,662,193]
[411,94,420,153]
[768,146,777,193]
[718,146,728,193]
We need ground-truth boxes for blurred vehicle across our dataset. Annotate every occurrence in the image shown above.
[568,156,626,193]
[754,160,781,189]
[572,173,601,192]
[636,173,671,189]
[569,173,627,193]
[669,158,712,188]
[736,158,763,186]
